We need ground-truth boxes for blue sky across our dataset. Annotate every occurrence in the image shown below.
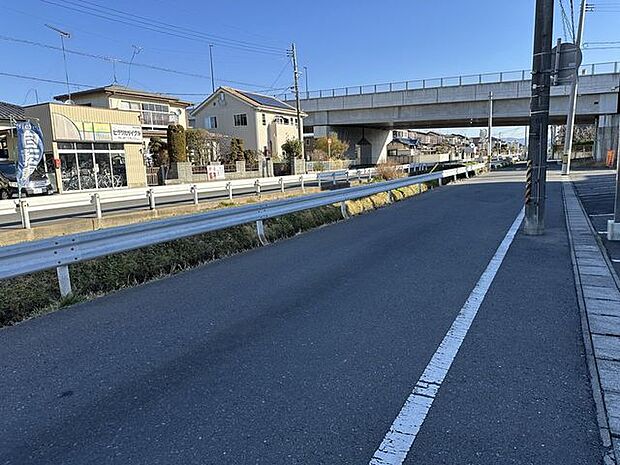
[1,0,618,136]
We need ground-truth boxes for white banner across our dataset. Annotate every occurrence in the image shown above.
[111,124,143,143]
[207,165,225,181]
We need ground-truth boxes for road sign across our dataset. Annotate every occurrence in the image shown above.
[551,43,582,85]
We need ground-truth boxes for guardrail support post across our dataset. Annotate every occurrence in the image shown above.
[340,201,349,219]
[255,219,268,246]
[91,193,102,219]
[18,199,30,229]
[465,169,470,179]
[279,177,285,193]
[357,170,361,183]
[438,177,443,186]
[56,265,72,297]
[300,176,305,192]
[147,189,156,210]
[226,182,233,200]
[191,185,199,205]
[255,179,261,197]
[453,173,458,183]
[332,172,337,186]
[317,177,322,189]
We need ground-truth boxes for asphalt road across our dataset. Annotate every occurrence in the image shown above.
[0,169,603,464]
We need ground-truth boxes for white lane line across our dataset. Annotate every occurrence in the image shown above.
[369,207,525,465]
[589,213,614,217]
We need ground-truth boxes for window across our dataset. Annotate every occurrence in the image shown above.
[262,113,266,126]
[58,142,127,191]
[205,116,217,129]
[233,113,248,127]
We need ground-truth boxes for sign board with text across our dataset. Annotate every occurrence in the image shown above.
[111,124,143,143]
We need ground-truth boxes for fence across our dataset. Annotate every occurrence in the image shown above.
[281,61,620,101]
[306,160,353,172]
[0,164,486,296]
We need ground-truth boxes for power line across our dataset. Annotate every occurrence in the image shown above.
[39,0,287,56]
[0,34,276,89]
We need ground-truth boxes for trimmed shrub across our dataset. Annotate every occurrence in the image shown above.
[167,124,187,163]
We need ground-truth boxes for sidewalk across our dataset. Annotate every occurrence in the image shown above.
[565,173,620,464]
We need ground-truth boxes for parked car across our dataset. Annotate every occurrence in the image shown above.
[0,160,54,199]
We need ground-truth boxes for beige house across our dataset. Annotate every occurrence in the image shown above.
[54,85,191,159]
[191,87,305,160]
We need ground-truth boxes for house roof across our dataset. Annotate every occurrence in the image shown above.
[390,137,420,148]
[191,86,303,116]
[0,101,25,120]
[54,85,192,106]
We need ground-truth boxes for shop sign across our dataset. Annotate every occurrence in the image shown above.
[111,124,143,143]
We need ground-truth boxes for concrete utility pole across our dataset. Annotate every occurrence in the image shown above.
[289,43,305,160]
[561,0,587,175]
[209,44,215,94]
[303,66,309,96]
[487,92,493,170]
[524,0,554,235]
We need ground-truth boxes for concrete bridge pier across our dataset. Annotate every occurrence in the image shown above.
[313,125,390,165]
[593,114,620,163]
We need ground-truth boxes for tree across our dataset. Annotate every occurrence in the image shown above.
[243,149,259,165]
[186,128,221,165]
[148,137,168,167]
[228,138,245,163]
[281,139,302,161]
[314,133,349,160]
[167,124,187,163]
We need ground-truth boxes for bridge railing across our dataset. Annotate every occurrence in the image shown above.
[283,61,619,101]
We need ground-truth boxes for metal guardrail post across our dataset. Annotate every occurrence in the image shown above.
[191,185,199,205]
[478,74,482,84]
[332,172,337,186]
[255,179,261,196]
[18,199,30,229]
[279,178,285,193]
[438,177,443,186]
[615,62,618,73]
[147,189,156,210]
[300,175,305,192]
[317,176,322,189]
[340,201,349,219]
[459,76,462,86]
[357,170,361,183]
[56,265,72,297]
[499,72,503,82]
[345,171,350,183]
[255,219,268,245]
[226,182,233,200]
[91,193,102,219]
[422,80,426,89]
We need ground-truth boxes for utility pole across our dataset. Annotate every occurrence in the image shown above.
[524,0,554,235]
[209,44,215,94]
[45,24,71,102]
[487,92,493,170]
[561,0,587,175]
[303,66,309,96]
[288,43,305,160]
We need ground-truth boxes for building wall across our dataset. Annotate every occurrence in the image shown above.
[193,93,260,152]
[24,103,146,190]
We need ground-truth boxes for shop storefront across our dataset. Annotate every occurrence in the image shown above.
[23,103,147,192]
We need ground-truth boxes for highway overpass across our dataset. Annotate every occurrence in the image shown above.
[285,62,620,163]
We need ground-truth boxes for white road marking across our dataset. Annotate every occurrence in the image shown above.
[589,213,614,217]
[612,259,620,263]
[369,208,525,465]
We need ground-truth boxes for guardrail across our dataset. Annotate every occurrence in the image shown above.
[0,168,380,229]
[281,61,620,101]
[0,163,485,296]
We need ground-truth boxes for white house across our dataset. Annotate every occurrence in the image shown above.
[191,87,305,160]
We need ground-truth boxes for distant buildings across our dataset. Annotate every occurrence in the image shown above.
[191,87,305,160]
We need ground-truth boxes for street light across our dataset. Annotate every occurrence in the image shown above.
[45,24,72,103]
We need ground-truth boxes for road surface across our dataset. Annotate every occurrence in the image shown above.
[0,169,603,464]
